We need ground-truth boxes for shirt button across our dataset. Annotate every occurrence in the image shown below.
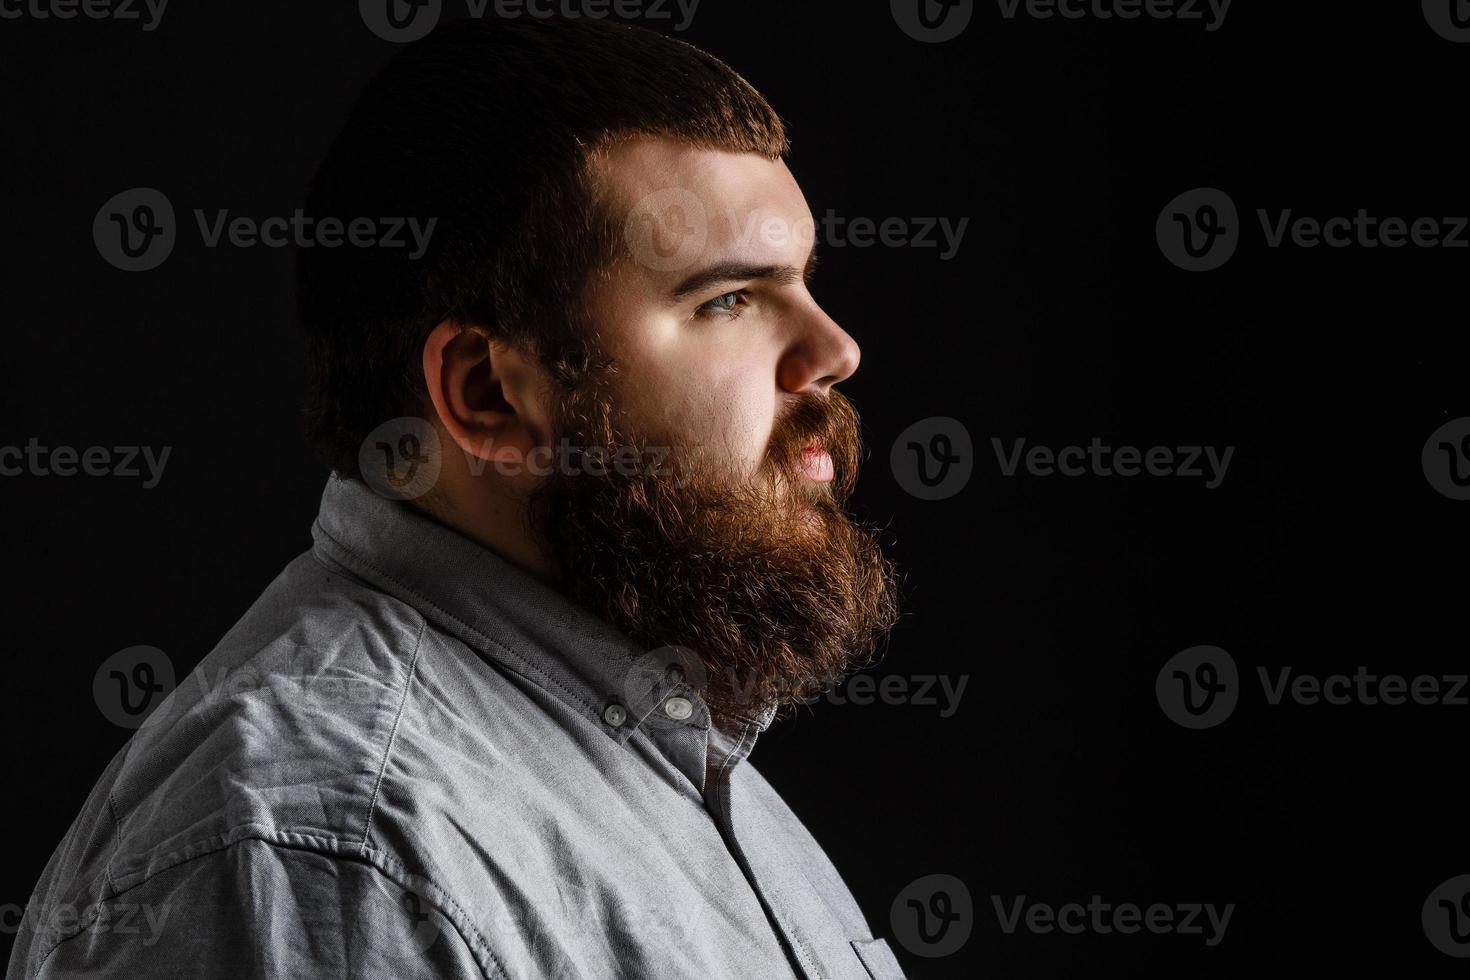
[663,696,694,721]
[603,703,627,727]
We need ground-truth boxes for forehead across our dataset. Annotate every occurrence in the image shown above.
[594,136,814,268]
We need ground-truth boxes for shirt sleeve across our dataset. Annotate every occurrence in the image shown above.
[23,838,490,980]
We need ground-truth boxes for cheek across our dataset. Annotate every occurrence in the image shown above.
[589,280,780,475]
[621,349,776,476]
[707,370,776,476]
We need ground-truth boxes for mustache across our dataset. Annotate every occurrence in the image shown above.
[538,351,865,504]
[761,389,863,502]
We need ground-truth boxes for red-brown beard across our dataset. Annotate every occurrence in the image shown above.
[525,356,900,724]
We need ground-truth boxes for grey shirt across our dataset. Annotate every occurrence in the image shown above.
[7,475,906,980]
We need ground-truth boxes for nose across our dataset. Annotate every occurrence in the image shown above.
[777,302,862,395]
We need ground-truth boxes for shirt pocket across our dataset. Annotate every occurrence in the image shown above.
[849,937,907,980]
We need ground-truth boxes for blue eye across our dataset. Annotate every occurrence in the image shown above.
[699,290,748,318]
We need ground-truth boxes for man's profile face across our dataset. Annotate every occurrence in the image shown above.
[586,136,859,492]
[518,136,899,719]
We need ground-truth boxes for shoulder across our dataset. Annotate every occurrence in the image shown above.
[13,836,496,980]
[105,550,430,878]
[11,555,523,975]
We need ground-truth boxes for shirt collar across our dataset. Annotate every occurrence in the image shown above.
[309,474,774,758]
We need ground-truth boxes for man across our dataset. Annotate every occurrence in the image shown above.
[7,16,904,980]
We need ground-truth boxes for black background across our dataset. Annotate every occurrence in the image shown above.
[2,1,1465,976]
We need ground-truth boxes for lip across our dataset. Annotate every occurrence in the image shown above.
[799,444,834,483]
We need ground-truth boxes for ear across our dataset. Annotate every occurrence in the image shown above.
[421,321,547,470]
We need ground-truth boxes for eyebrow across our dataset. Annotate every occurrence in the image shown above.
[669,246,820,301]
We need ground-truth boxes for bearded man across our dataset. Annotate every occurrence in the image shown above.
[7,16,904,980]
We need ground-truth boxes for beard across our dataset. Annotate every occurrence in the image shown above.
[525,351,900,725]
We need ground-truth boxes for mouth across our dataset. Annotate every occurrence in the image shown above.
[798,443,834,483]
